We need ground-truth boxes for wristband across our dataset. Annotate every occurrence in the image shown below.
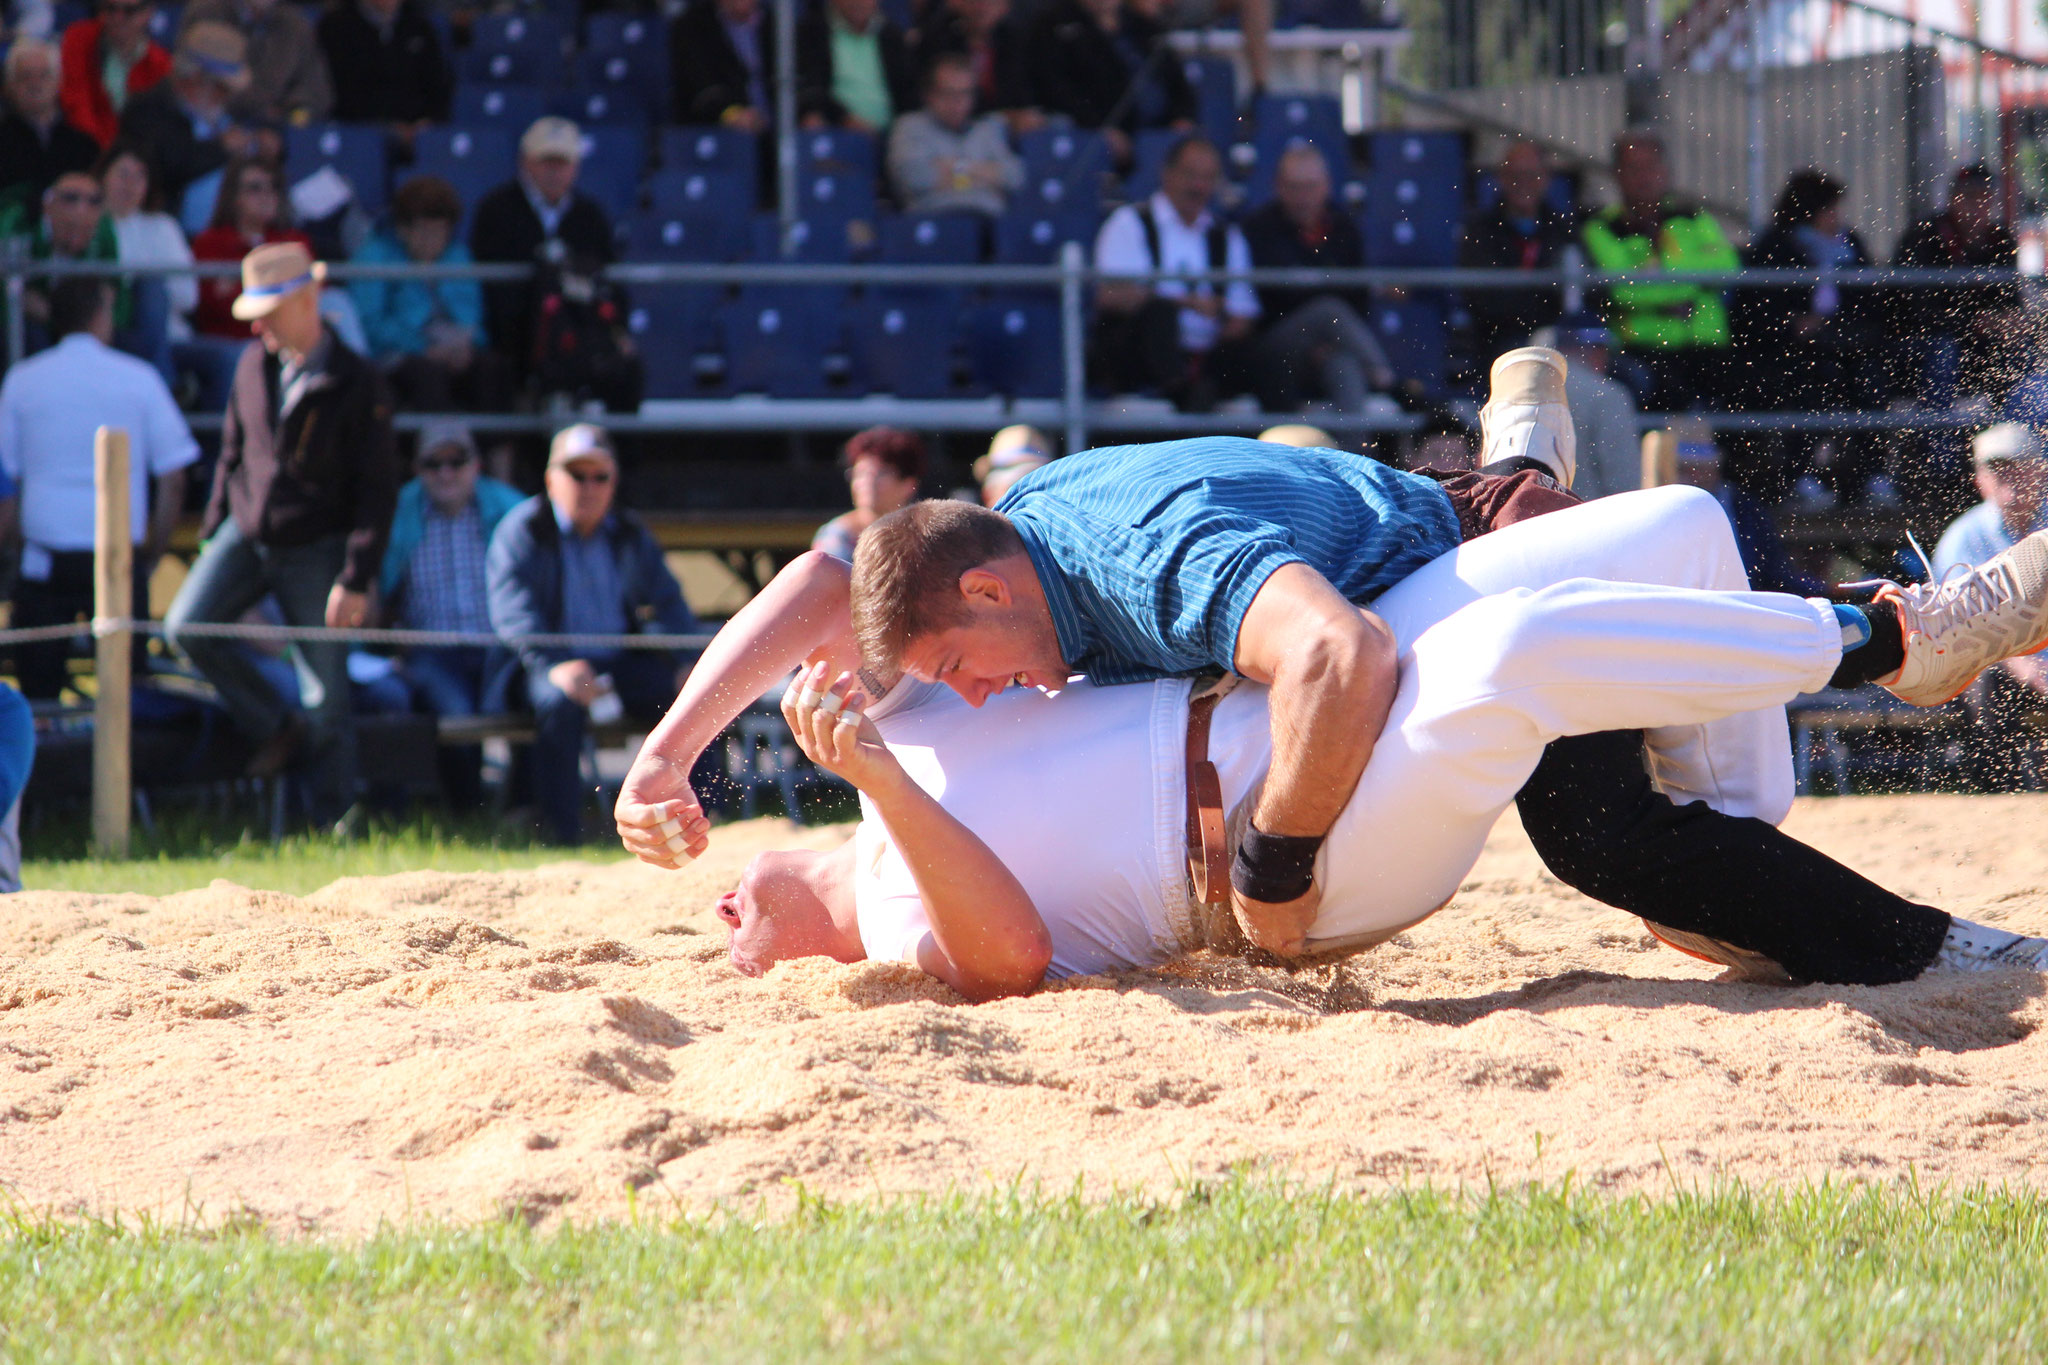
[1230,826,1323,904]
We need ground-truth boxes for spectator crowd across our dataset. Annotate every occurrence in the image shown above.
[0,0,2041,835]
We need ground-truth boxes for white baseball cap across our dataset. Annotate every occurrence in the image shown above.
[1974,422,2044,466]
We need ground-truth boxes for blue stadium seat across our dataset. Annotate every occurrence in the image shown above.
[411,126,515,226]
[1256,92,1345,149]
[750,215,855,263]
[847,297,960,398]
[722,287,847,397]
[458,46,553,87]
[994,209,1096,265]
[1016,128,1111,218]
[797,169,878,234]
[470,13,564,69]
[1372,295,1448,393]
[146,4,181,45]
[452,84,548,129]
[967,298,1064,398]
[285,124,388,215]
[585,12,665,53]
[876,212,983,264]
[1122,127,1184,200]
[574,49,667,121]
[661,126,757,174]
[796,127,878,179]
[552,86,650,129]
[571,125,649,221]
[1368,129,1464,176]
[1182,56,1237,148]
[1362,151,1465,267]
[625,211,739,262]
[628,285,722,399]
[646,168,750,215]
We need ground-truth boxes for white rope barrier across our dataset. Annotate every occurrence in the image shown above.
[0,619,717,650]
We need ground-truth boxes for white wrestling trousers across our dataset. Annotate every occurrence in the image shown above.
[1308,577,1842,947]
[1372,484,1789,823]
[1305,487,1841,949]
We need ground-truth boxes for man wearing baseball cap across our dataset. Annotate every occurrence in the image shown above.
[486,423,701,845]
[1932,422,2048,774]
[165,240,399,824]
[469,115,616,389]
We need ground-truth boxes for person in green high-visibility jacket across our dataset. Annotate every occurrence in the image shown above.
[1581,129,1738,413]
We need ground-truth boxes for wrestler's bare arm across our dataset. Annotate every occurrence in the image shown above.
[785,664,1054,1003]
[1228,564,1399,956]
[615,551,867,868]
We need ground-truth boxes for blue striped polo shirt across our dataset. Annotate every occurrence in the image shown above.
[994,437,1461,684]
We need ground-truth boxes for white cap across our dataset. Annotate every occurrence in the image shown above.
[1975,422,2044,466]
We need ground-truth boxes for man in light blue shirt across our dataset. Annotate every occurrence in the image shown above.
[0,275,196,698]
[1932,422,2048,762]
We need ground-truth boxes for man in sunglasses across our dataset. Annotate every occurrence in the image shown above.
[58,0,170,148]
[378,420,522,808]
[485,423,700,845]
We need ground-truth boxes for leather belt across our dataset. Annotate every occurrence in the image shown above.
[1185,689,1229,908]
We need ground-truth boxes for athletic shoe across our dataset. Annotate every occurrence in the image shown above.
[1480,347,1575,489]
[1930,920,2048,974]
[1878,527,2048,705]
[1641,920,1796,984]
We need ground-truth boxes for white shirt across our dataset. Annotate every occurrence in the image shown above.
[111,211,199,338]
[0,334,199,562]
[854,674,1271,978]
[1093,192,1260,353]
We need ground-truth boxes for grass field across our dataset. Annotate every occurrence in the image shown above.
[3,1180,2045,1362]
[21,814,570,897]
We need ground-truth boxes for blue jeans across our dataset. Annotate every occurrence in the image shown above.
[410,645,491,807]
[526,649,678,845]
[165,520,355,820]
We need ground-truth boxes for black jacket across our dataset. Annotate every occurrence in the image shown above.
[205,334,400,595]
[1240,199,1366,319]
[0,111,97,219]
[1888,211,2020,343]
[1456,202,1579,361]
[317,0,452,124]
[468,179,617,375]
[671,0,778,125]
[118,86,230,218]
[1732,221,1880,358]
[1027,0,1193,135]
[795,10,919,126]
[911,7,1033,115]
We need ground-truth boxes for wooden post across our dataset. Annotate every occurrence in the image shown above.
[92,426,131,859]
[1640,429,1678,489]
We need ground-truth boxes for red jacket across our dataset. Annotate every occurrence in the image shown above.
[59,19,171,148]
[192,226,314,337]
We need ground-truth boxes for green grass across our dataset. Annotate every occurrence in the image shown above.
[4,1180,2045,1362]
[21,813,571,897]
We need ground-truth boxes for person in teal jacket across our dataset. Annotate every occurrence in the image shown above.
[380,419,523,806]
[349,174,509,411]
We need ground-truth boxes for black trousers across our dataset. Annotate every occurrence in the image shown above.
[1515,730,1951,984]
[12,551,152,701]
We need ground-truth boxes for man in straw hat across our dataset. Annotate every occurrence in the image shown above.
[117,18,264,223]
[166,240,399,824]
[972,424,1051,508]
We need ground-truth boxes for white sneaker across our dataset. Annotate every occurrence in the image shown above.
[1878,527,2048,706]
[1480,347,1575,488]
[1931,920,2048,974]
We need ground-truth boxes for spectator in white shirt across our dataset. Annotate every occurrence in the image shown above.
[1931,421,2048,781]
[1089,133,1259,412]
[99,138,195,386]
[0,275,197,698]
[886,54,1022,217]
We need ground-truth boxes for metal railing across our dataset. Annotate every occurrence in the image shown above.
[7,251,2038,453]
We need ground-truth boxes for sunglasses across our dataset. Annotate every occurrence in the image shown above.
[418,455,473,473]
[52,190,101,207]
[564,468,613,485]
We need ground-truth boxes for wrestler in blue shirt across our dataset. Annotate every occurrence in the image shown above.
[848,436,1465,958]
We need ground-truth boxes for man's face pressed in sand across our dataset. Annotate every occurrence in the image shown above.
[716,844,862,977]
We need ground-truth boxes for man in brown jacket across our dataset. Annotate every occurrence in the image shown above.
[165,241,398,823]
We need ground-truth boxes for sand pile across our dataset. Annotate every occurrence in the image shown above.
[5,796,2048,1233]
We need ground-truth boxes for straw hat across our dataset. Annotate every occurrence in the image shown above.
[1258,423,1335,448]
[230,241,324,320]
[176,20,251,93]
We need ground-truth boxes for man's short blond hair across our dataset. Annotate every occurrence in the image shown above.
[850,500,1025,673]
